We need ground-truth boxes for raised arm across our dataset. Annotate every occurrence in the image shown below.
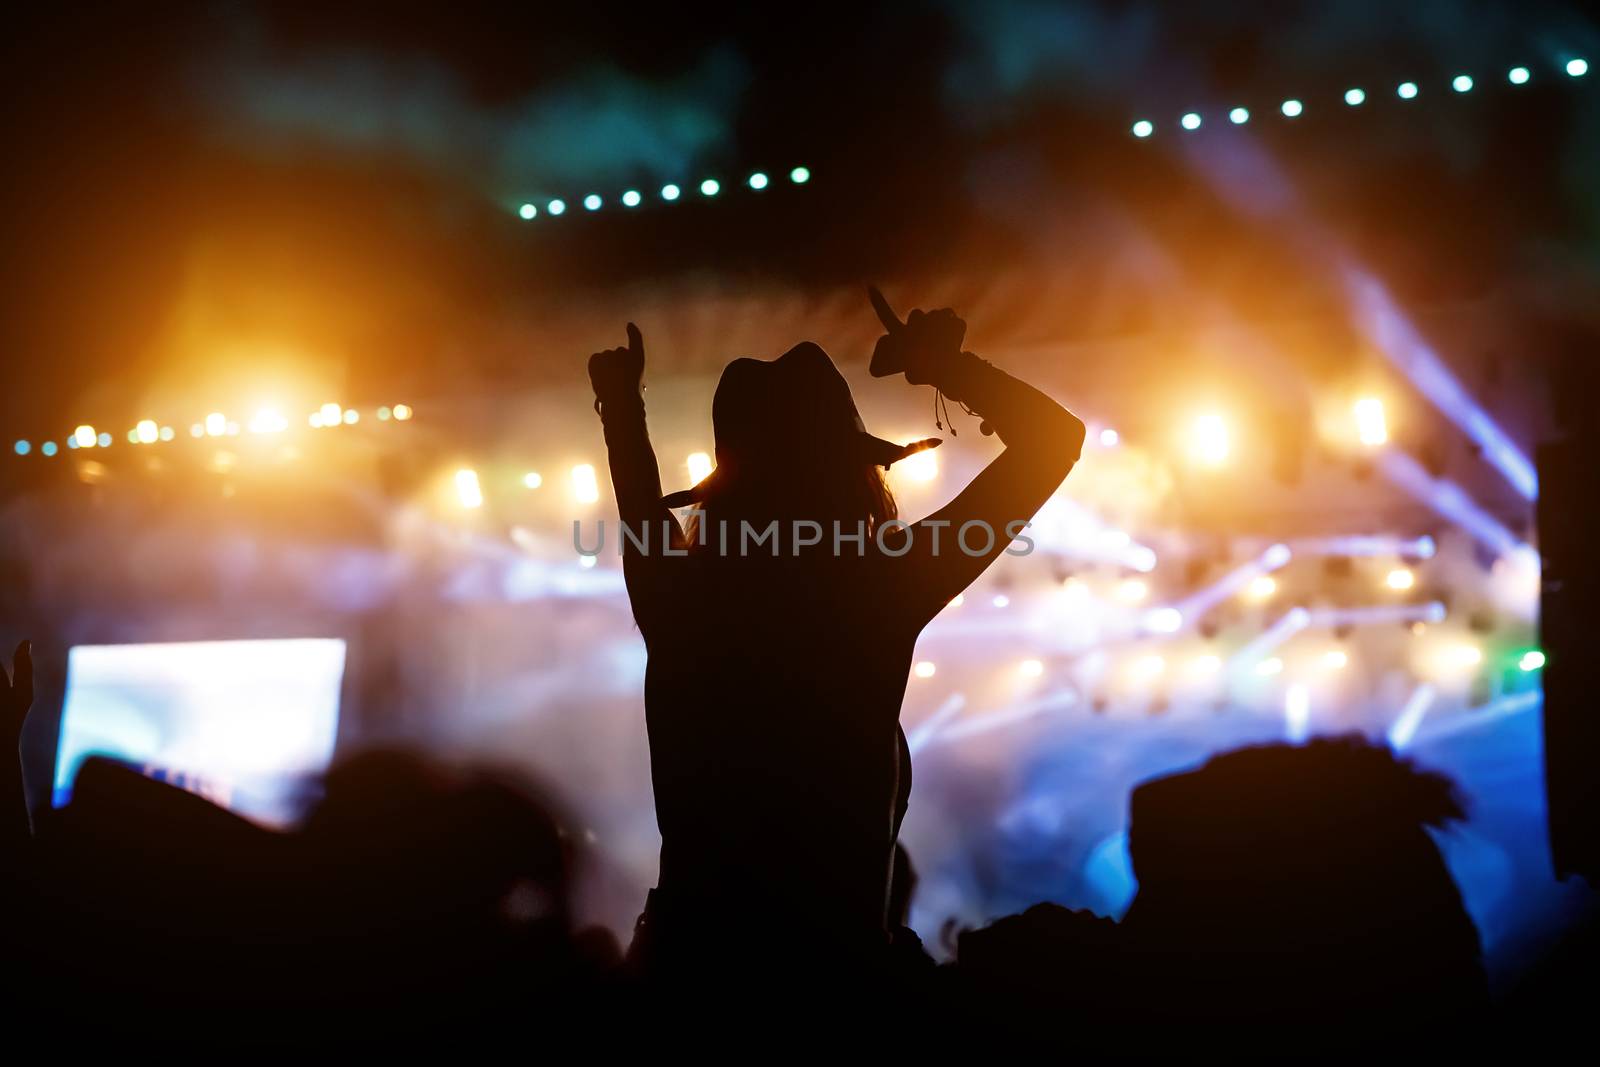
[869,292,1084,621]
[2,641,34,856]
[588,324,685,632]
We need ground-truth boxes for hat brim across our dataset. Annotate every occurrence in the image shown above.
[660,434,940,508]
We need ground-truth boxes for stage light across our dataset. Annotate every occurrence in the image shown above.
[1280,99,1303,117]
[687,451,714,485]
[518,203,537,220]
[584,194,602,211]
[190,423,205,438]
[547,199,566,216]
[74,425,96,448]
[748,172,769,190]
[338,409,356,425]
[1098,427,1119,447]
[454,468,484,509]
[317,404,340,428]
[1509,66,1531,84]
[1180,112,1201,130]
[1144,607,1183,634]
[1132,654,1165,681]
[1229,107,1249,124]
[392,404,413,420]
[572,463,600,504]
[13,440,29,455]
[523,471,543,489]
[1019,658,1045,678]
[1245,575,1277,601]
[789,166,811,183]
[622,190,642,207]
[1188,654,1221,677]
[1452,74,1474,93]
[249,408,287,434]
[1385,567,1415,591]
[41,441,57,457]
[377,406,391,420]
[1519,649,1546,672]
[1398,81,1419,99]
[1187,413,1230,467]
[700,179,720,196]
[1285,683,1311,742]
[913,660,936,679]
[1131,119,1154,138]
[1345,87,1366,105]
[579,554,598,569]
[1115,578,1149,604]
[135,419,158,444]
[1439,643,1483,673]
[1353,396,1387,446]
[1323,649,1349,670]
[159,426,174,441]
[97,432,112,448]
[1255,657,1284,676]
[898,448,938,483]
[1568,58,1589,77]
[126,429,139,444]
[661,183,681,201]
[992,594,1010,608]
[308,413,324,429]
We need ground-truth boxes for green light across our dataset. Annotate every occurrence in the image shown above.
[1345,88,1366,105]
[1280,98,1303,117]
[1452,74,1473,93]
[789,166,811,183]
[518,202,537,220]
[1568,58,1589,77]
[1130,120,1154,138]
[583,194,602,211]
[1398,81,1419,99]
[547,199,566,216]
[748,172,769,190]
[1508,66,1531,85]
[700,178,720,196]
[1519,650,1546,672]
[1228,107,1249,124]
[621,189,642,207]
[660,183,680,201]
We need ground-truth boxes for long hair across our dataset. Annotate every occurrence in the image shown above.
[683,457,898,555]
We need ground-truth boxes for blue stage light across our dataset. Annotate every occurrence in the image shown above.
[1567,58,1589,77]
[1281,99,1303,117]
[748,172,769,189]
[583,194,602,211]
[1228,107,1249,124]
[547,199,566,216]
[1345,88,1366,105]
[1180,112,1201,130]
[660,183,681,201]
[789,166,811,183]
[1452,74,1474,93]
[1508,66,1531,84]
[518,203,537,220]
[1398,81,1419,99]
[41,441,57,457]
[621,190,642,207]
[700,178,720,196]
[1131,119,1154,138]
[13,440,29,455]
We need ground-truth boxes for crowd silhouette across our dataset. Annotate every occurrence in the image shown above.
[0,295,1585,1046]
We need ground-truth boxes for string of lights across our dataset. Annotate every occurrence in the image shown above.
[513,165,812,221]
[1129,56,1589,138]
[10,402,414,459]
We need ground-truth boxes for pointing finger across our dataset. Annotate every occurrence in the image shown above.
[626,322,644,358]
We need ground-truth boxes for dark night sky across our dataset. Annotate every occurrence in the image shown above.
[2,1,1597,434]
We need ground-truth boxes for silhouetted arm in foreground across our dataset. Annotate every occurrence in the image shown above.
[870,291,1084,620]
[2,641,34,854]
[589,324,685,632]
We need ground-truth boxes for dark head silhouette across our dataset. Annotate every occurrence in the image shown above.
[589,295,1084,982]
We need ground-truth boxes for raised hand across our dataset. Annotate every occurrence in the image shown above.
[2,640,31,750]
[588,322,647,406]
[867,287,967,386]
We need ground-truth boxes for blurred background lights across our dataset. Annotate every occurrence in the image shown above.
[1519,650,1546,672]
[1452,74,1474,92]
[1509,66,1531,84]
[1280,99,1303,117]
[13,440,29,455]
[621,190,642,207]
[392,404,413,420]
[135,419,159,444]
[1353,397,1388,446]
[1386,567,1416,591]
[97,432,112,448]
[1144,607,1183,633]
[1228,107,1249,124]
[686,451,714,485]
[700,179,720,196]
[572,463,600,504]
[1255,657,1284,676]
[1323,649,1350,670]
[748,172,769,190]
[159,426,174,441]
[1098,427,1120,447]
[1188,654,1221,677]
[992,594,1010,608]
[454,468,483,509]
[1019,658,1045,678]
[523,471,543,490]
[518,203,537,220]
[40,441,56,457]
[342,409,359,425]
[898,448,938,483]
[1345,87,1366,105]
[913,661,936,679]
[547,199,566,215]
[789,166,810,183]
[583,194,602,211]
[1131,120,1154,138]
[74,425,96,448]
[1568,58,1589,77]
[1245,575,1278,601]
[1115,578,1149,604]
[1188,413,1230,467]
[661,184,681,201]
[318,403,341,427]
[1398,81,1419,99]
[1132,654,1166,681]
[249,408,287,434]
[1180,112,1201,130]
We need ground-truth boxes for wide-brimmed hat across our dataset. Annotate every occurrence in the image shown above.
[660,341,938,508]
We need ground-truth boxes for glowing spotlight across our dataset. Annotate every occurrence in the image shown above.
[913,660,937,679]
[308,413,324,429]
[583,194,602,211]
[1188,654,1222,677]
[1285,683,1311,742]
[661,183,681,201]
[898,448,938,483]
[41,441,57,456]
[343,409,359,425]
[392,403,413,421]
[1452,74,1474,93]
[318,403,341,428]
[621,190,642,208]
[748,172,769,190]
[135,419,159,444]
[1144,607,1183,634]
[518,203,537,220]
[572,463,600,504]
[1187,413,1230,467]
[126,429,138,444]
[1519,649,1546,672]
[1280,99,1303,117]
[1345,87,1366,105]
[523,471,543,490]
[454,468,484,509]
[1019,659,1045,679]
[1245,575,1278,602]
[992,594,1011,609]
[1385,567,1415,591]
[248,408,287,434]
[1228,107,1249,124]
[1255,657,1284,677]
[97,432,112,448]
[1180,112,1201,130]
[1115,578,1149,604]
[1433,643,1483,676]
[1509,66,1531,85]
[377,406,391,420]
[789,166,811,183]
[1131,119,1154,138]
[190,423,205,438]
[1323,649,1350,670]
[1567,58,1589,77]
[74,425,97,448]
[578,554,598,569]
[700,179,720,196]
[1353,397,1388,446]
[13,440,30,455]
[686,451,714,485]
[1398,81,1419,99]
[547,199,566,216]
[1099,427,1120,447]
[1132,654,1166,681]
[159,426,174,441]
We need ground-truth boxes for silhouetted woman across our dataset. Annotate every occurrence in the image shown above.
[587,292,1084,980]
